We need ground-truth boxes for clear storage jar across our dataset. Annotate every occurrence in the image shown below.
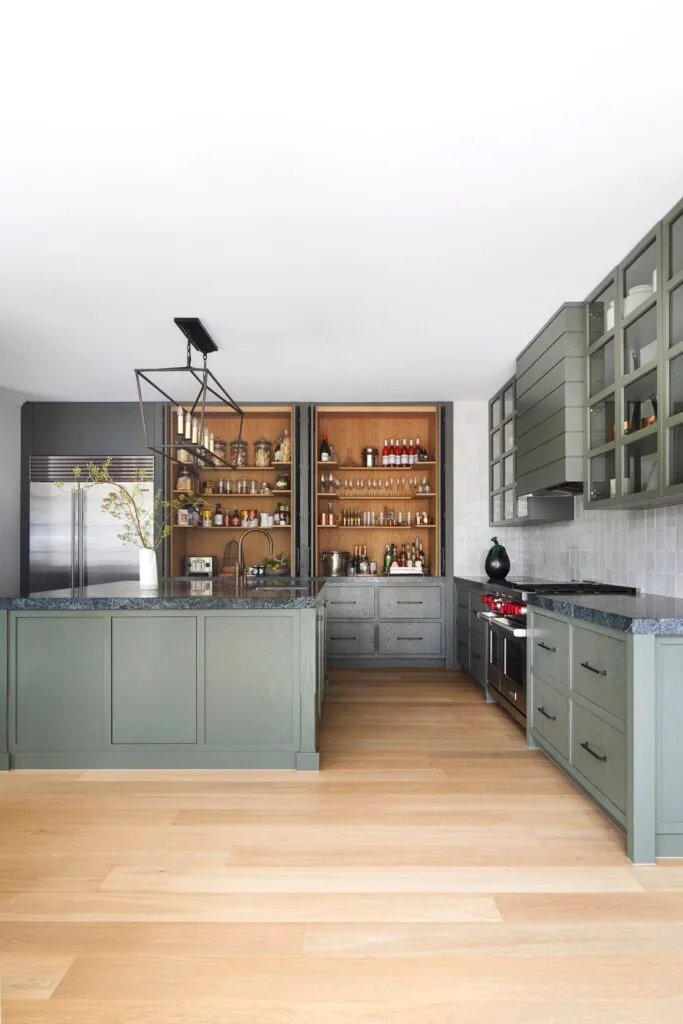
[230,439,248,467]
[254,439,272,467]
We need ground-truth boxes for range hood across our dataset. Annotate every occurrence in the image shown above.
[515,303,586,497]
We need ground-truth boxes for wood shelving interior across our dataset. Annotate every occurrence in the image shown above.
[168,405,295,577]
[314,405,441,576]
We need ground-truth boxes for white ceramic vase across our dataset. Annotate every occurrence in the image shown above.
[139,548,158,589]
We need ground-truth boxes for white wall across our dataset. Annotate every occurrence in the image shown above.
[453,399,683,596]
[452,401,522,577]
[0,390,21,595]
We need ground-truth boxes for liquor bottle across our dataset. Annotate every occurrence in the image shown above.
[382,438,390,467]
[418,437,429,462]
[398,544,407,568]
[388,437,396,467]
[369,551,377,575]
[400,438,408,466]
[383,544,392,574]
[320,433,331,462]
[359,546,369,575]
[407,437,415,466]
[213,503,223,526]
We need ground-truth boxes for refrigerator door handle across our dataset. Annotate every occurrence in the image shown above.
[71,489,78,589]
[78,488,85,588]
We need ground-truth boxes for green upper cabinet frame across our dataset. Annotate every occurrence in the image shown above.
[585,198,683,510]
[489,377,517,526]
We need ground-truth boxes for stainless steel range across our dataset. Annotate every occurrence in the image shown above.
[477,580,636,728]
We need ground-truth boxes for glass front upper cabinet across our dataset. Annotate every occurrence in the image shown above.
[623,239,657,319]
[589,338,614,396]
[623,433,659,496]
[588,450,615,502]
[624,304,658,375]
[489,377,515,525]
[670,423,683,486]
[670,282,683,349]
[490,397,502,430]
[589,396,616,449]
[588,280,616,344]
[624,367,658,436]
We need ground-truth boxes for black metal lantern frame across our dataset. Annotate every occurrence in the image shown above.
[135,318,244,468]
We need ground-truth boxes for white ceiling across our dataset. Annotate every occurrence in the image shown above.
[2,1,683,403]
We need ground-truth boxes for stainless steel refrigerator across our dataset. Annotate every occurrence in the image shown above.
[29,455,156,592]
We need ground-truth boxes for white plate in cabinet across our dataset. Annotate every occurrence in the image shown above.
[378,622,443,657]
[326,620,375,657]
[571,701,626,816]
[531,674,570,761]
[378,586,442,620]
[572,626,626,721]
[324,586,375,619]
[531,613,569,688]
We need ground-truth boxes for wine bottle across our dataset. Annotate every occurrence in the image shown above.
[408,437,415,466]
[400,438,408,467]
[213,503,223,527]
[382,438,389,467]
[369,551,377,575]
[320,433,331,462]
[383,544,392,574]
[388,437,396,467]
[359,546,369,575]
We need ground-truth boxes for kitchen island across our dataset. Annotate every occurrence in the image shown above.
[0,580,326,771]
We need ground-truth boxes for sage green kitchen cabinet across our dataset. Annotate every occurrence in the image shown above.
[454,584,486,688]
[5,608,322,770]
[325,580,449,666]
[111,616,198,744]
[528,607,671,863]
[204,613,298,749]
[11,614,109,753]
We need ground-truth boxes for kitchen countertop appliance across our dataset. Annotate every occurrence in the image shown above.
[184,555,217,578]
[477,579,636,728]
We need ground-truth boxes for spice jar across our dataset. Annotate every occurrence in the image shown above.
[254,439,272,467]
[201,509,213,528]
[230,438,248,468]
[230,509,241,527]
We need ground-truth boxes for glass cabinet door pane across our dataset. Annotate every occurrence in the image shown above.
[503,387,514,419]
[624,367,658,435]
[491,462,501,491]
[623,434,659,495]
[670,353,683,417]
[624,305,657,374]
[491,430,501,459]
[491,399,501,429]
[491,494,501,523]
[503,455,514,486]
[588,451,615,502]
[671,213,683,280]
[516,496,528,519]
[589,397,616,448]
[624,240,657,312]
[670,424,683,486]
[670,283,683,348]
[589,339,614,396]
[588,281,616,343]
[503,421,514,453]
[503,489,514,521]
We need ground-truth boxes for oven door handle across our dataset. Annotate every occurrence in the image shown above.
[478,612,526,638]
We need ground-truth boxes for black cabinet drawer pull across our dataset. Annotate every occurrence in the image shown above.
[331,600,357,605]
[397,636,423,641]
[580,741,607,762]
[580,660,607,676]
[331,636,356,641]
[537,642,556,653]
[397,600,423,605]
[537,705,557,721]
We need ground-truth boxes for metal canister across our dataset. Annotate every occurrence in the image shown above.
[361,446,379,467]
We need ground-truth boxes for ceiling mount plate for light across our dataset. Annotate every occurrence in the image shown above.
[135,318,244,467]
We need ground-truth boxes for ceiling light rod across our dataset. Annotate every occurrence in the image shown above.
[135,318,244,468]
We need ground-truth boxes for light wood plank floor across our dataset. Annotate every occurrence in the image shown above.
[1,668,682,1023]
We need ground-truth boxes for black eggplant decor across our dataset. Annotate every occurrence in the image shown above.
[485,536,510,580]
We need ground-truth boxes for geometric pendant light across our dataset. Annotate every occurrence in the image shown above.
[135,318,244,467]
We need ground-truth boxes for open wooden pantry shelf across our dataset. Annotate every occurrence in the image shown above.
[168,404,296,577]
[314,404,443,576]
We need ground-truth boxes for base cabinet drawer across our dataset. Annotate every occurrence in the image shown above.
[378,586,442,620]
[572,626,626,721]
[326,621,375,656]
[571,702,626,814]
[324,586,375,619]
[531,613,570,688]
[378,622,442,657]
[456,587,469,614]
[469,600,485,636]
[531,675,569,760]
[469,630,486,685]
[456,639,469,669]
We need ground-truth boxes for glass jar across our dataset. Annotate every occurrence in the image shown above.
[202,480,214,495]
[214,437,227,461]
[254,439,272,467]
[275,473,290,491]
[230,438,248,468]
[176,467,197,493]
